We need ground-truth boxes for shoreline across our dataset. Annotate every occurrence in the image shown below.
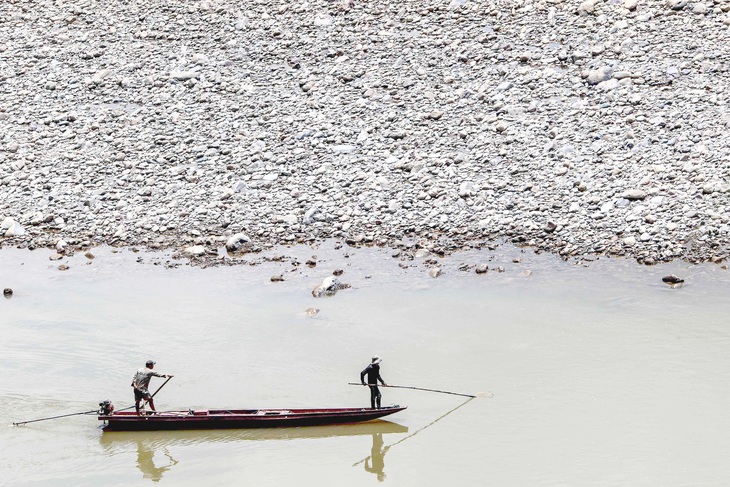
[1,1,729,265]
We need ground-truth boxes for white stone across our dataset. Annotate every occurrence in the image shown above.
[1,217,14,230]
[182,245,206,257]
[5,222,25,237]
[597,79,619,91]
[314,14,333,26]
[170,70,200,81]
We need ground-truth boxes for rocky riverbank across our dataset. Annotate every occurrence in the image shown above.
[1,0,729,265]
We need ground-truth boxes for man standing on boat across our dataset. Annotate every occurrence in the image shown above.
[132,360,172,415]
[361,356,387,409]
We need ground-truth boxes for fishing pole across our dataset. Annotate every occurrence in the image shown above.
[348,382,476,398]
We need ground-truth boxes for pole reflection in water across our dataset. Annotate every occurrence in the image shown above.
[364,433,389,481]
[354,397,474,475]
[136,438,178,482]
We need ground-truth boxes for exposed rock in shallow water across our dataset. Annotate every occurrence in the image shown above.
[662,275,684,285]
[312,276,350,297]
[429,267,442,278]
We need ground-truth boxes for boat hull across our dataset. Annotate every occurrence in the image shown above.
[99,406,406,431]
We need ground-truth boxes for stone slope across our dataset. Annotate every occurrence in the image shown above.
[1,0,729,264]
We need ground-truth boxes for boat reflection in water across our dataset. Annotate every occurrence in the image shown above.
[99,420,408,481]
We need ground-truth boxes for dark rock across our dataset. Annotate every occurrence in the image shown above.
[662,275,684,284]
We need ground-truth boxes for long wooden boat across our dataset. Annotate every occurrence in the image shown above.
[99,405,407,431]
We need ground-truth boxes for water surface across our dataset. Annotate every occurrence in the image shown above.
[1,243,729,486]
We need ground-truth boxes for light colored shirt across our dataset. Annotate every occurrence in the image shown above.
[132,367,165,393]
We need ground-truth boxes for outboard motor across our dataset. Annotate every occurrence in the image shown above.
[99,400,114,415]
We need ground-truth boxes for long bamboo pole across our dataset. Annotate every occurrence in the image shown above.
[348,382,475,398]
[13,409,99,426]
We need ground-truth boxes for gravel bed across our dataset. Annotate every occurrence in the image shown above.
[1,0,729,265]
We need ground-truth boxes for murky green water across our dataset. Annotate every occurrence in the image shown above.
[1,243,729,486]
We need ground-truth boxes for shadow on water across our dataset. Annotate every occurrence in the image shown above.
[99,420,408,481]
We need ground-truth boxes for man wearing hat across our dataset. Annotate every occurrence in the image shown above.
[360,356,387,409]
[131,360,173,415]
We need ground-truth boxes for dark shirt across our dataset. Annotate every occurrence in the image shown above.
[361,363,385,385]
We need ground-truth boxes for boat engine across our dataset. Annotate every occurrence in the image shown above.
[99,400,114,415]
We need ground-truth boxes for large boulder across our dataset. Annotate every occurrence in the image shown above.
[225,233,251,252]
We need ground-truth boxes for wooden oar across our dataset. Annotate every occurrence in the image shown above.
[150,376,173,399]
[348,382,475,398]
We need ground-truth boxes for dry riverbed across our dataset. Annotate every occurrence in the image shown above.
[1,0,729,265]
